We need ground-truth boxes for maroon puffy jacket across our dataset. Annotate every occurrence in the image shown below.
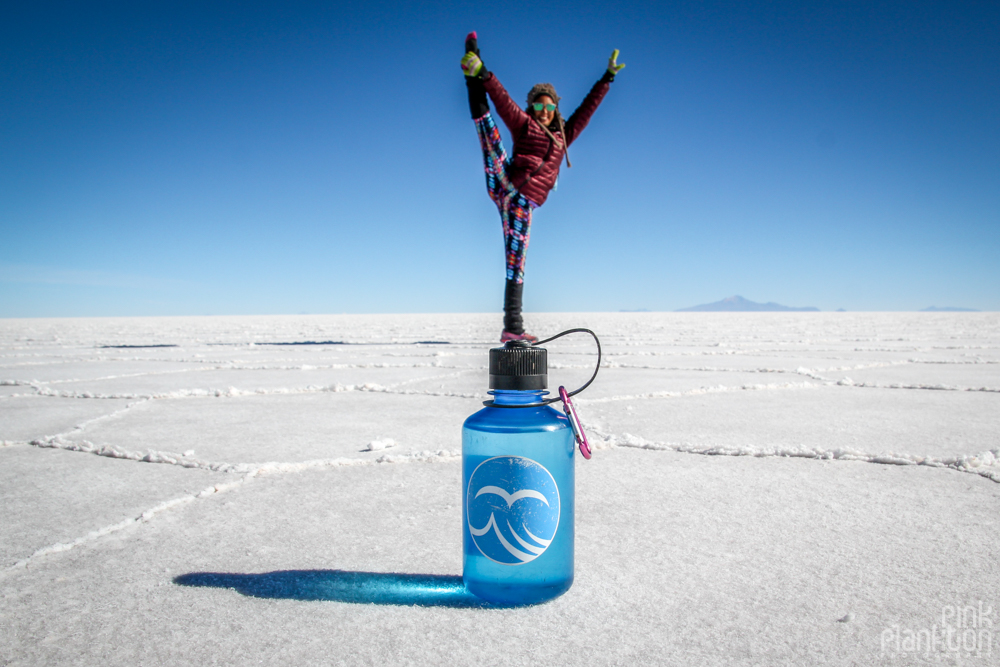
[482,71,613,207]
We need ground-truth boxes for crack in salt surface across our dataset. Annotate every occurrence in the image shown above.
[579,381,822,404]
[835,378,1000,393]
[30,435,459,475]
[2,361,481,387]
[8,415,997,577]
[1,440,29,448]
[42,399,153,441]
[1,491,220,580]
[5,441,459,579]
[18,372,996,408]
[6,317,997,578]
[28,382,481,401]
[583,427,1000,484]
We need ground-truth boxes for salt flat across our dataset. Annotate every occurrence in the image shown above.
[1,313,998,666]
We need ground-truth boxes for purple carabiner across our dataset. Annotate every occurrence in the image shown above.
[558,385,591,460]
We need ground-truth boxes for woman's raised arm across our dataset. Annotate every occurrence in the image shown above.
[564,49,625,146]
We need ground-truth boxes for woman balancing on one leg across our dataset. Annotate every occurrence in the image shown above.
[462,32,624,343]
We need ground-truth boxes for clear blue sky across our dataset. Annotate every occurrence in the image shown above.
[2,0,997,316]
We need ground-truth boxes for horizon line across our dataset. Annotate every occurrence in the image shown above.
[1,309,994,320]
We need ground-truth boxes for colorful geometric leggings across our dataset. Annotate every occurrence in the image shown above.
[474,113,534,284]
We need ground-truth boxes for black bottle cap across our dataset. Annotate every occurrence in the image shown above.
[489,340,547,390]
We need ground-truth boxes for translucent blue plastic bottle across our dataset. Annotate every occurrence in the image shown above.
[462,341,575,605]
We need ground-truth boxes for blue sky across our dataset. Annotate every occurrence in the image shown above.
[2,0,997,316]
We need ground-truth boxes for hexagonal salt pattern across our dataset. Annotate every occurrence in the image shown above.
[1,313,997,666]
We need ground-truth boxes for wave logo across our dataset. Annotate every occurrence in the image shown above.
[467,456,560,565]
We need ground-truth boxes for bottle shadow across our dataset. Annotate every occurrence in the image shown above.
[173,570,504,608]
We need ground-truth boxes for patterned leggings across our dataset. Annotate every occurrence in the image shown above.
[474,113,534,284]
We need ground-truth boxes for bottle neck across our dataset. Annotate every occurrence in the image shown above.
[490,389,549,405]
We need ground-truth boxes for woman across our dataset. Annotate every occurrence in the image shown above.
[461,32,624,342]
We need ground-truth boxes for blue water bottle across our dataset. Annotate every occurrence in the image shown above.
[462,332,599,606]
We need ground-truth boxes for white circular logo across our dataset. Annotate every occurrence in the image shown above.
[467,456,560,565]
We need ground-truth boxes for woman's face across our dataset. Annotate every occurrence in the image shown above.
[531,95,556,126]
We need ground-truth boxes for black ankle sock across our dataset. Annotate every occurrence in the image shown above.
[503,280,524,334]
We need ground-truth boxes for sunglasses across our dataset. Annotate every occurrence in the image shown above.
[531,102,557,112]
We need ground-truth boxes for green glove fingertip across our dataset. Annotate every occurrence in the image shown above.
[607,49,625,75]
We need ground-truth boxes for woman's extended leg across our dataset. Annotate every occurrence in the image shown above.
[473,113,535,337]
[470,86,536,338]
[499,191,533,335]
[473,111,510,206]
[474,116,534,336]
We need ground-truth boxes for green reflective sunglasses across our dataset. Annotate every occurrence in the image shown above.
[531,102,557,112]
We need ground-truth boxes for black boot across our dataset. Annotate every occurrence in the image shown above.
[466,76,489,119]
[465,32,479,57]
[464,33,489,119]
[503,279,524,335]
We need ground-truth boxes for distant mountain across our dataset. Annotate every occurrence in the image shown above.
[677,295,820,312]
[920,306,979,312]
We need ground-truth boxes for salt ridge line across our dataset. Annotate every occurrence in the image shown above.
[28,377,997,482]
[55,399,151,438]
[0,346,924,362]
[388,369,477,389]
[559,360,914,373]
[579,381,822,404]
[8,368,1000,403]
[0,354,445,369]
[0,472,256,579]
[603,345,936,353]
[597,349,905,357]
[58,348,1000,362]
[0,489,229,579]
[0,358,96,367]
[553,360,1000,381]
[836,378,1000,392]
[35,423,1000,486]
[796,369,833,382]
[7,356,989,386]
[212,361,479,372]
[42,366,221,384]
[17,375,998,405]
[587,428,1000,484]
[27,382,482,401]
[0,361,482,386]
[16,399,154,445]
[9,385,471,475]
[30,434,460,476]
[5,348,994,367]
[917,358,1000,365]
[1,448,461,579]
[3,367,219,387]
[20,377,852,402]
[1,440,29,448]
